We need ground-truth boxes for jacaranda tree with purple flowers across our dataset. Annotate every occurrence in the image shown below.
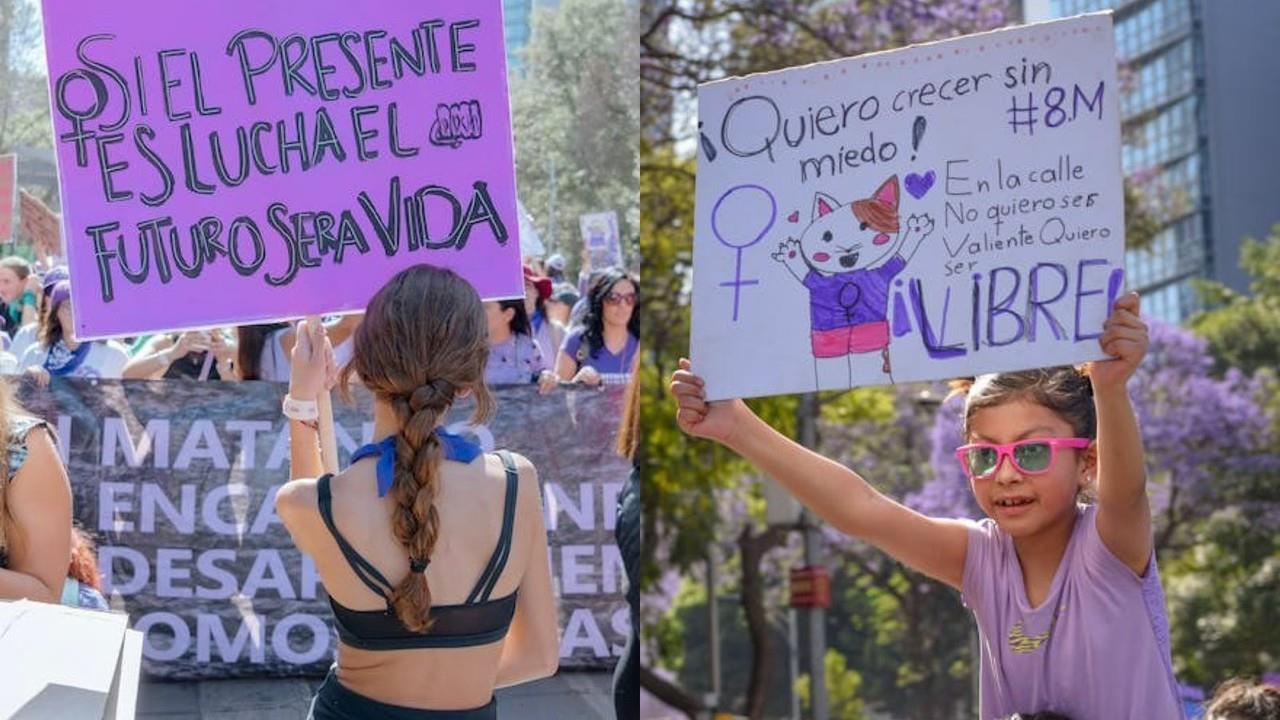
[817,384,975,719]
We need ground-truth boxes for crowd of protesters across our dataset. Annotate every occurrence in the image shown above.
[0,192,652,714]
[0,235,638,610]
[0,252,637,391]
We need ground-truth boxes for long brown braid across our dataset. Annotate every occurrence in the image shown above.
[338,264,495,632]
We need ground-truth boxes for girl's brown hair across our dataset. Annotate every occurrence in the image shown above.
[1206,678,1280,720]
[38,293,67,349]
[616,361,640,460]
[948,366,1097,441]
[69,526,102,590]
[337,264,495,632]
[235,322,290,380]
[0,256,32,281]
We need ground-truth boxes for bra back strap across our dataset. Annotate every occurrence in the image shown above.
[466,451,520,604]
[316,474,396,604]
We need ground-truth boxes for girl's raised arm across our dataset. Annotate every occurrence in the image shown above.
[672,359,969,589]
[1089,292,1153,575]
[286,319,335,482]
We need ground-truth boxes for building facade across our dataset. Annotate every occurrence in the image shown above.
[1029,0,1280,324]
[504,0,576,73]
[503,0,535,72]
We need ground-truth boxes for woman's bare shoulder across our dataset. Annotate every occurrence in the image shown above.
[274,477,320,521]
[485,450,538,487]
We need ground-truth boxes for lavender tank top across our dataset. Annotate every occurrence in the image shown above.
[962,505,1184,719]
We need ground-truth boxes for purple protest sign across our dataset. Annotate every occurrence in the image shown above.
[40,1,522,339]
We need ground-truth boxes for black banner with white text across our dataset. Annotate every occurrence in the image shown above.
[16,378,628,679]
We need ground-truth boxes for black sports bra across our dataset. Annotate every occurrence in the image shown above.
[316,450,519,650]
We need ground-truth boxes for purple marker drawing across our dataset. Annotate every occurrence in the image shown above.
[712,184,776,321]
[904,170,936,199]
[1107,267,1126,309]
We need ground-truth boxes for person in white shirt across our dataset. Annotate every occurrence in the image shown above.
[235,315,362,382]
[20,281,131,385]
[10,265,69,363]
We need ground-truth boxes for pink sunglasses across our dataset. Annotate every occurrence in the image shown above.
[954,438,1091,479]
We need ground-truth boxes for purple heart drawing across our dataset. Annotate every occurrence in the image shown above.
[905,170,936,199]
[787,211,800,223]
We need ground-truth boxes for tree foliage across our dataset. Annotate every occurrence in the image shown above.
[820,386,973,718]
[0,0,52,153]
[511,0,640,275]
[1189,227,1280,379]
[797,649,869,720]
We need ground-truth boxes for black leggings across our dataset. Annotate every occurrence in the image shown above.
[308,668,497,720]
[613,626,639,720]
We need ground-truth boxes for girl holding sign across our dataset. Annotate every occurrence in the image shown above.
[275,265,559,720]
[669,293,1184,719]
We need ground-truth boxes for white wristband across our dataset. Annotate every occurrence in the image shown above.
[282,395,319,421]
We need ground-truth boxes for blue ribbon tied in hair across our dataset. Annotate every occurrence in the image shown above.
[351,429,484,497]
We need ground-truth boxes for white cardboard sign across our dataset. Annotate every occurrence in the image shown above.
[0,600,138,719]
[692,14,1123,400]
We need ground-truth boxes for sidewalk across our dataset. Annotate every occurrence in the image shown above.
[136,671,614,719]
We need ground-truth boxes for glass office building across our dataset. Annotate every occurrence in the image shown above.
[1037,0,1280,324]
[504,0,535,72]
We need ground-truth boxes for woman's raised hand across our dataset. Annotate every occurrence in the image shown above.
[174,330,211,357]
[288,318,335,401]
[536,369,559,395]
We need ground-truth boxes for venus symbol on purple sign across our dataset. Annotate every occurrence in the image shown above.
[712,184,776,322]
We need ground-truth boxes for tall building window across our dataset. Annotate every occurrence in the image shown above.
[1122,96,1196,173]
[1054,0,1208,326]
[1051,0,1118,16]
[1114,0,1191,60]
[504,0,534,70]
[1123,39,1193,117]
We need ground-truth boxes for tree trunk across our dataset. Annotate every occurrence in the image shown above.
[640,664,707,720]
[1156,478,1180,555]
[740,524,788,720]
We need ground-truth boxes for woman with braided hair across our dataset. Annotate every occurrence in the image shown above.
[276,264,559,719]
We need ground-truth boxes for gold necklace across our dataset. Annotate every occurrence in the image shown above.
[1008,602,1066,655]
